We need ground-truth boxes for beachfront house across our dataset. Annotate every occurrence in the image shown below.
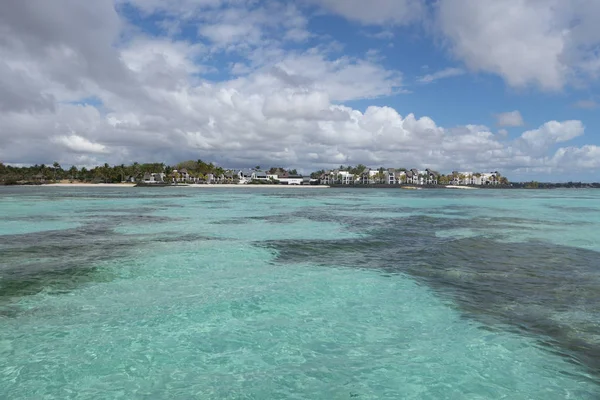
[143,172,166,183]
[235,169,272,183]
[425,169,439,185]
[223,171,235,183]
[236,169,254,184]
[338,170,355,185]
[205,173,216,184]
[451,171,466,185]
[482,172,499,185]
[253,171,269,181]
[179,169,190,182]
[405,169,413,184]
[171,169,192,183]
[359,169,379,184]
[319,170,335,185]
[385,170,406,184]
[384,169,396,185]
[384,169,406,185]
[467,173,483,185]
[279,174,304,185]
[405,169,420,185]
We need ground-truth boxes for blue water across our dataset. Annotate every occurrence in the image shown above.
[1,187,599,399]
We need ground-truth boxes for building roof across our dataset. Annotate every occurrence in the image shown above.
[238,169,254,176]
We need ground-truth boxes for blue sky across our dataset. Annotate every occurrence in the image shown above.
[1,0,600,181]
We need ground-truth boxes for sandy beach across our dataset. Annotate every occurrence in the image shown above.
[44,183,137,187]
[445,185,478,190]
[41,183,329,188]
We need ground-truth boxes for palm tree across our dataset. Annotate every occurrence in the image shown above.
[52,162,62,181]
[132,162,141,181]
[80,167,88,182]
[68,166,78,181]
[118,164,126,182]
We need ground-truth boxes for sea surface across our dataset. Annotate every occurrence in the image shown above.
[1,186,599,399]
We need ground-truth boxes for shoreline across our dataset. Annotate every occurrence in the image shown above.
[42,183,137,187]
[8,183,591,190]
[177,184,330,189]
[444,185,478,190]
[19,183,330,188]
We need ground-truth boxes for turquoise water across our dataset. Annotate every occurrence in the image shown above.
[1,187,599,399]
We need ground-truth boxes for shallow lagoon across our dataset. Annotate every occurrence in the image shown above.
[1,187,599,399]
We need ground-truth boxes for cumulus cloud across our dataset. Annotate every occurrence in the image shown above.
[435,0,600,91]
[54,135,108,154]
[551,145,600,169]
[495,111,525,128]
[519,120,585,155]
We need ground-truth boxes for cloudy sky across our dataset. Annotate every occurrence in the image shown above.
[1,0,600,181]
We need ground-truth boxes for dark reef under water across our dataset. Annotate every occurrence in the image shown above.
[264,213,600,380]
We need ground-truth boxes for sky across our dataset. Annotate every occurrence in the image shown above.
[1,0,600,181]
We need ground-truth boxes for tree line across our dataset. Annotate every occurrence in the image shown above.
[0,162,165,184]
[0,160,300,184]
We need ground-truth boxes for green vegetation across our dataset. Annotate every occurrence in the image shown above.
[0,160,298,185]
[0,162,165,184]
[0,160,222,184]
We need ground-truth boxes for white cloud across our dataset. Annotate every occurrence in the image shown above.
[54,135,108,154]
[435,0,600,90]
[551,145,600,169]
[120,38,206,88]
[229,51,403,102]
[495,111,525,127]
[417,67,464,83]
[520,121,585,154]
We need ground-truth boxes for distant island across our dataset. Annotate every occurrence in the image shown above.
[1,160,598,188]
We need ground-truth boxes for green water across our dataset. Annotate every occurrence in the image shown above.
[1,187,599,399]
